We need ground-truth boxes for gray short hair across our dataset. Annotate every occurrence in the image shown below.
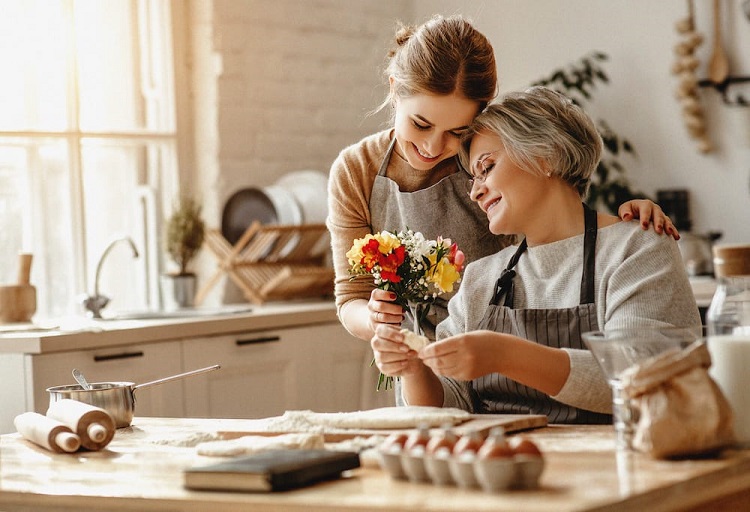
[459,86,602,198]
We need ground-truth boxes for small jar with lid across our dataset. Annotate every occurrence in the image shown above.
[705,243,750,446]
[706,243,750,335]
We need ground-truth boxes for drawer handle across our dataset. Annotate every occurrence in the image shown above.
[236,336,280,346]
[93,351,145,362]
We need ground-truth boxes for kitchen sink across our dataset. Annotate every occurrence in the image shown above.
[100,305,254,321]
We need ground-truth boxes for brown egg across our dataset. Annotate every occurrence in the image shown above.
[425,428,458,457]
[403,425,431,454]
[381,432,409,453]
[510,437,543,458]
[477,427,514,460]
[452,430,484,457]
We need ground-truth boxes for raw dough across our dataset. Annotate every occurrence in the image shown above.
[289,406,471,430]
[195,432,324,457]
[400,329,429,351]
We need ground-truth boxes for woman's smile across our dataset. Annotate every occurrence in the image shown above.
[413,143,441,162]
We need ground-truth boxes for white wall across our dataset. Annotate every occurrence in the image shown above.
[415,0,750,244]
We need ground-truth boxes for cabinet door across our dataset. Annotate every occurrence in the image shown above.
[29,341,185,419]
[182,330,304,419]
[182,322,392,419]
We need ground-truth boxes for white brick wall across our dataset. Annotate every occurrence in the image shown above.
[186,0,413,303]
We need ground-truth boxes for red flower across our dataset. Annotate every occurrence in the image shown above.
[378,245,406,283]
[361,238,381,271]
[448,242,465,272]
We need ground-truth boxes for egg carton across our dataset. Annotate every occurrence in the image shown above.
[378,447,544,492]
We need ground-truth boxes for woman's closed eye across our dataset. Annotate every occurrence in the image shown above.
[412,120,431,131]
[469,149,502,185]
[411,120,467,139]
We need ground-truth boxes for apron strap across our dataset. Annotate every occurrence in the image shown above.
[580,203,598,305]
[490,238,527,306]
[377,137,397,177]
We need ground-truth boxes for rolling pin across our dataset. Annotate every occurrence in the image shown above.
[14,412,82,453]
[46,399,116,451]
[0,253,37,324]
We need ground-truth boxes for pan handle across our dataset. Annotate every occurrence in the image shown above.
[133,364,221,391]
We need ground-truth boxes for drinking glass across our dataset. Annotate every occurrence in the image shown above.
[582,327,702,450]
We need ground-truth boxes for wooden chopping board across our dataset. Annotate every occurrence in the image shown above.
[218,414,548,442]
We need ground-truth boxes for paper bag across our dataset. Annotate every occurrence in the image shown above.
[621,341,735,458]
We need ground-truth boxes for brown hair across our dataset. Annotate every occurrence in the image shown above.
[378,15,497,113]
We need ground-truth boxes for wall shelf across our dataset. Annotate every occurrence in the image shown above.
[195,222,334,305]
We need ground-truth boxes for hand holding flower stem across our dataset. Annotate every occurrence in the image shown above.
[347,229,465,390]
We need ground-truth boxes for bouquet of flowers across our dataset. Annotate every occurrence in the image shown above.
[346,229,465,390]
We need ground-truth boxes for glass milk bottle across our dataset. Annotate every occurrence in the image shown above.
[706,243,750,446]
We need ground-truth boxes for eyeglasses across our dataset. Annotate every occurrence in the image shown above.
[467,149,502,189]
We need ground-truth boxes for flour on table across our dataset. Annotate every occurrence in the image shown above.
[324,435,385,453]
[149,431,222,447]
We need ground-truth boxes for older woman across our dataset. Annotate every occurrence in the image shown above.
[371,86,701,422]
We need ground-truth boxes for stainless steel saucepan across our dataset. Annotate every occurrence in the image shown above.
[46,364,221,428]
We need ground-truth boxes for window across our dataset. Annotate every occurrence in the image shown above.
[0,0,178,318]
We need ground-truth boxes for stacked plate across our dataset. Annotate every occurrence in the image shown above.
[221,170,329,256]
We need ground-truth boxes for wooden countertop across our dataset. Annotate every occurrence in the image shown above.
[0,300,337,354]
[1,417,749,512]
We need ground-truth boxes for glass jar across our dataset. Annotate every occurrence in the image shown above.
[706,244,750,335]
[705,243,750,446]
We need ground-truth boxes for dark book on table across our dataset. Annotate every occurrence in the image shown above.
[183,449,361,492]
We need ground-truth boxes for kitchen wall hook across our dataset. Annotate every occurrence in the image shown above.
[698,75,750,106]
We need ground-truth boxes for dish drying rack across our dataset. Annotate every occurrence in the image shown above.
[195,222,334,305]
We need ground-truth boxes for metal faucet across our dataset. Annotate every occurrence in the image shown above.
[81,236,140,318]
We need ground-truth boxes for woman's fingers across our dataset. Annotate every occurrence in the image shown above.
[371,326,417,375]
[367,289,404,328]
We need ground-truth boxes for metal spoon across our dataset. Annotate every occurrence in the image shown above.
[72,368,92,391]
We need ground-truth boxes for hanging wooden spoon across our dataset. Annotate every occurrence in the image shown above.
[708,0,729,84]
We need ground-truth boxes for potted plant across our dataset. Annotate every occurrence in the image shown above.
[161,196,205,309]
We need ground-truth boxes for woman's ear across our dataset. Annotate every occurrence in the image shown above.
[388,76,398,107]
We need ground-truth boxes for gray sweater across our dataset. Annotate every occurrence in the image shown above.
[436,220,702,414]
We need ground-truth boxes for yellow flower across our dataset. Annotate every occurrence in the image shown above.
[346,234,375,265]
[430,257,461,293]
[372,231,401,254]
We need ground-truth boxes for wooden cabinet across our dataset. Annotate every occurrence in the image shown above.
[182,323,393,419]
[28,341,185,419]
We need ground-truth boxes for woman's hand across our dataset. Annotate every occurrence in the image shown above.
[418,330,501,381]
[618,199,680,240]
[370,324,423,379]
[366,289,404,332]
[418,331,570,396]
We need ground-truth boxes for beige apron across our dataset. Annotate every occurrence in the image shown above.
[369,136,506,339]
[470,203,611,424]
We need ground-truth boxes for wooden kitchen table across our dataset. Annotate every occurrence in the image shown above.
[1,417,749,512]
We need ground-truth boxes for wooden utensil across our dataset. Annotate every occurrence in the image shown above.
[0,253,37,324]
[708,0,730,84]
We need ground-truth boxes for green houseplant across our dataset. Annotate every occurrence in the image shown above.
[161,197,205,309]
[531,52,651,213]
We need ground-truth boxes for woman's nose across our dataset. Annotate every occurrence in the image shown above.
[468,180,484,201]
[424,132,446,155]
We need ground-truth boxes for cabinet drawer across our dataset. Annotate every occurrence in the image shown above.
[29,341,185,420]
